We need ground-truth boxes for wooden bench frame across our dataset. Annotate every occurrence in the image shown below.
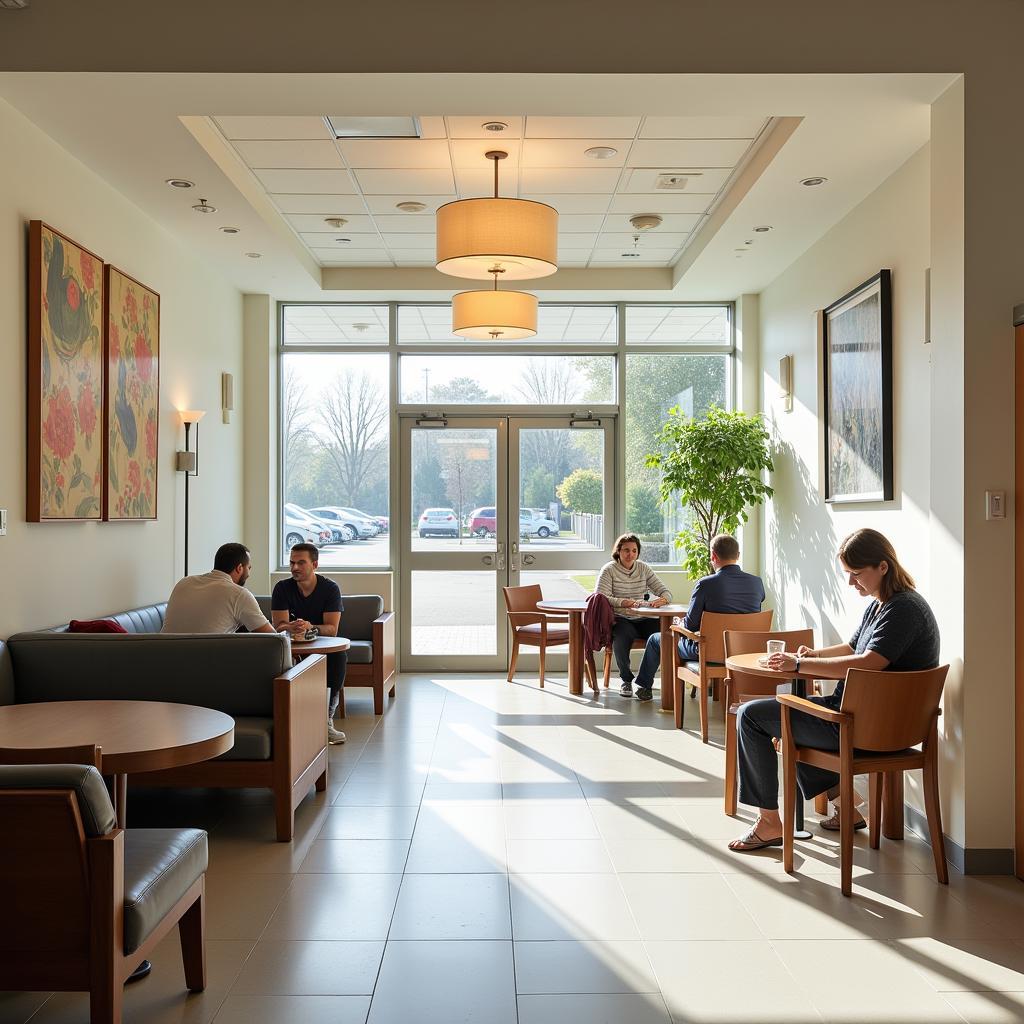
[338,610,396,716]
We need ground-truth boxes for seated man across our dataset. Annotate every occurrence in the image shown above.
[272,543,347,745]
[163,542,275,634]
[632,533,765,692]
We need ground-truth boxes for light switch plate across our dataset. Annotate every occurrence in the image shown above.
[0,508,6,535]
[985,490,1006,520]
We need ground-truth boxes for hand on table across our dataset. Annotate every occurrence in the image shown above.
[796,645,816,657]
[288,619,312,636]
[650,596,668,608]
[767,651,798,672]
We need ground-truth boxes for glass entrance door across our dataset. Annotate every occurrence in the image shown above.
[400,417,508,671]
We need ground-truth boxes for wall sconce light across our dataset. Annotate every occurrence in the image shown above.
[221,372,234,424]
[779,355,793,413]
[176,409,205,577]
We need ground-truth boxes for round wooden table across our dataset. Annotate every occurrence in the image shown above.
[290,635,351,657]
[0,700,234,829]
[536,600,590,696]
[629,604,690,711]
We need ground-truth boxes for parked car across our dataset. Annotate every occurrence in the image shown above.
[418,507,460,538]
[283,507,331,549]
[520,511,559,538]
[285,503,346,545]
[338,507,382,536]
[468,506,496,537]
[308,505,376,540]
[375,516,389,533]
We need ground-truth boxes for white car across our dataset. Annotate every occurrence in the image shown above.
[283,509,331,549]
[520,511,559,538]
[308,506,376,540]
[418,507,460,538]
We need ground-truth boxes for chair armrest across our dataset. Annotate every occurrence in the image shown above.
[776,693,850,724]
[507,612,544,625]
[671,623,700,641]
[372,611,396,687]
[274,654,328,785]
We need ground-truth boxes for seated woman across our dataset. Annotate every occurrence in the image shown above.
[596,533,672,701]
[728,528,940,852]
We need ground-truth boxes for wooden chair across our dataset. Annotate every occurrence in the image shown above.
[592,638,647,690]
[721,629,813,815]
[503,584,570,688]
[672,610,774,741]
[780,664,950,896]
[0,761,208,1023]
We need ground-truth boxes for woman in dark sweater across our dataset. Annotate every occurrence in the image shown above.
[728,528,940,852]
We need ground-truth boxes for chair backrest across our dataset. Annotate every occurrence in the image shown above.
[841,665,949,751]
[700,610,774,663]
[503,584,543,615]
[0,764,116,956]
[0,744,102,770]
[723,627,814,699]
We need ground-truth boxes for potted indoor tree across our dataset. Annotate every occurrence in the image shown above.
[646,405,773,580]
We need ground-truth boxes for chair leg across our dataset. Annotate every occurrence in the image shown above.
[337,687,346,720]
[923,740,949,884]
[724,711,738,815]
[538,642,546,689]
[507,637,520,682]
[603,647,611,688]
[673,674,684,730]
[814,793,828,816]
[782,709,795,874]
[275,789,294,842]
[90,967,122,1024]
[698,681,709,743]
[868,772,883,850]
[178,888,207,992]
[839,772,854,897]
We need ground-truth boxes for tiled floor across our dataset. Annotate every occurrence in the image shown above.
[5,673,1024,1024]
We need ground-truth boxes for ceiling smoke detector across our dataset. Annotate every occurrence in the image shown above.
[191,198,217,214]
[629,214,663,232]
[482,121,509,133]
[245,252,262,259]
[585,146,618,160]
[655,172,702,191]
[324,216,348,229]
[753,225,773,232]
[166,178,195,189]
[396,200,427,213]
[800,176,828,187]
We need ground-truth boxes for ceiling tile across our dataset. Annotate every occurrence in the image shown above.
[363,195,452,215]
[602,212,702,233]
[233,140,343,169]
[525,116,641,138]
[287,214,377,232]
[254,168,356,193]
[299,231,384,247]
[557,233,598,248]
[372,214,445,233]
[380,232,435,249]
[271,194,368,215]
[311,248,393,260]
[520,167,623,194]
[454,166,521,198]
[621,167,731,194]
[608,193,712,215]
[214,115,330,141]
[590,258,672,266]
[640,116,768,139]
[626,139,752,167]
[598,231,689,247]
[521,139,629,168]
[339,139,453,168]
[593,247,680,259]
[418,116,448,139]
[353,168,456,195]
[388,251,437,264]
[450,140,521,169]
[556,214,608,232]
[445,116,524,139]
[521,194,612,215]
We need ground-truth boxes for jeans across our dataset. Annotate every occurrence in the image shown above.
[736,696,841,810]
[634,633,700,690]
[327,651,348,717]
[612,616,660,684]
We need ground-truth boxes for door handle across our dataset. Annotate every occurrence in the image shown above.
[496,541,506,571]
[482,555,494,566]
[522,553,536,565]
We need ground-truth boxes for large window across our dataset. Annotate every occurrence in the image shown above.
[281,352,390,567]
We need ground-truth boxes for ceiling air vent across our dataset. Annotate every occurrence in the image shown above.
[324,116,422,139]
[655,172,703,191]
[0,1,30,9]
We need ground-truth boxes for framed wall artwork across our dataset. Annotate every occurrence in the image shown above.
[27,221,105,521]
[822,269,894,503]
[104,265,160,520]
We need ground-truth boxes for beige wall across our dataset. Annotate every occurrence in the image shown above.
[0,98,244,635]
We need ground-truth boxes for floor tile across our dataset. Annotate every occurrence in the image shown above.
[510,873,639,940]
[231,940,384,994]
[508,838,614,873]
[588,801,690,842]
[940,991,1024,1023]
[317,806,420,840]
[620,873,762,940]
[604,837,719,873]
[204,872,294,940]
[514,940,659,994]
[517,992,671,1024]
[504,799,600,839]
[263,874,402,940]
[0,993,50,1024]
[366,940,516,1024]
[896,936,1024,992]
[388,873,512,939]
[212,995,370,1024]
[299,839,411,873]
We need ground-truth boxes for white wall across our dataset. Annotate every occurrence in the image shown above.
[0,98,244,635]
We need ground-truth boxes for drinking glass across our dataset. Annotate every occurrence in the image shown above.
[766,639,786,656]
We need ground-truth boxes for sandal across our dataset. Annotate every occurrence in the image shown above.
[728,826,784,852]
[819,808,867,832]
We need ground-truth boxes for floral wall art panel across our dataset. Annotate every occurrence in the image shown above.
[104,265,160,521]
[27,221,105,521]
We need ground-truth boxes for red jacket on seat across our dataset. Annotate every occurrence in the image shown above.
[583,591,616,653]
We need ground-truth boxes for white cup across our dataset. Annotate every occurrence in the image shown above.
[766,639,786,656]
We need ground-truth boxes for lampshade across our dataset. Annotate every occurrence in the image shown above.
[179,409,206,424]
[452,288,538,340]
[436,198,558,281]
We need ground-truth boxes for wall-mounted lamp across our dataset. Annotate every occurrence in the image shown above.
[176,409,205,577]
[221,372,234,424]
[779,355,793,413]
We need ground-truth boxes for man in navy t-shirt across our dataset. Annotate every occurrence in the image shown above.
[272,544,347,744]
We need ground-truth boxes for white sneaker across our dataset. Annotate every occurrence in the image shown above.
[327,720,346,744]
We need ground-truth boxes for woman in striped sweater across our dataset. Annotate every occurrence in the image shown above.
[596,533,673,701]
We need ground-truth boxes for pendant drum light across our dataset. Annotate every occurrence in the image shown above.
[452,273,538,340]
[436,151,558,280]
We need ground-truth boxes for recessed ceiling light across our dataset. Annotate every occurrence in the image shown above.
[324,216,348,229]
[335,237,352,244]
[800,177,828,187]
[753,225,773,232]
[621,252,641,258]
[482,121,509,133]
[220,226,240,234]
[585,146,618,160]
[245,252,262,259]
[396,201,427,213]
[191,198,217,214]
[166,178,194,189]
[325,115,421,139]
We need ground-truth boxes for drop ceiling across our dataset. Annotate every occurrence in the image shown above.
[213,114,770,270]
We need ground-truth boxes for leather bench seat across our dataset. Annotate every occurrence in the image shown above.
[123,828,208,954]
[346,640,373,664]
[214,716,273,760]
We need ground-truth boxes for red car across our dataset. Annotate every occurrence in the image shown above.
[468,506,496,537]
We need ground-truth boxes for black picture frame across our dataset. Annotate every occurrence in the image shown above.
[822,269,893,503]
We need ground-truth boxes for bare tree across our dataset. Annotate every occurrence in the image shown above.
[317,371,388,505]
